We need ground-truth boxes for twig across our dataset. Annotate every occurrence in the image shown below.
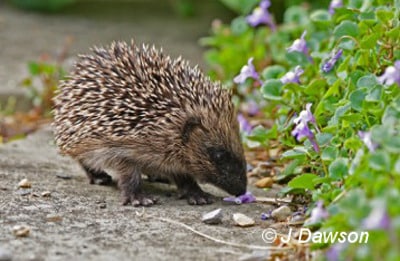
[255,196,292,204]
[156,216,292,251]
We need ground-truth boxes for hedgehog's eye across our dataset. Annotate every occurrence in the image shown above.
[207,147,228,165]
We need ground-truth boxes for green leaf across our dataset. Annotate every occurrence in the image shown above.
[282,159,303,176]
[334,21,359,39]
[395,158,400,174]
[369,151,390,171]
[328,158,349,180]
[219,0,259,15]
[338,39,357,50]
[28,62,40,75]
[349,89,367,111]
[231,16,249,35]
[382,105,400,126]
[279,187,306,196]
[358,11,375,21]
[376,9,394,23]
[310,10,331,28]
[310,10,330,22]
[360,34,379,49]
[247,124,278,143]
[247,125,268,143]
[288,173,318,190]
[365,85,382,101]
[316,133,333,146]
[383,136,400,154]
[329,103,351,125]
[386,26,400,39]
[341,113,363,123]
[286,51,310,67]
[261,65,286,80]
[322,146,338,162]
[281,147,308,160]
[337,56,351,72]
[344,137,362,151]
[304,79,327,96]
[356,74,378,89]
[262,79,283,100]
[284,6,309,25]
[349,0,364,9]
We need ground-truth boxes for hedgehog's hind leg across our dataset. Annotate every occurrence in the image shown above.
[117,164,157,207]
[79,161,113,186]
[174,174,214,205]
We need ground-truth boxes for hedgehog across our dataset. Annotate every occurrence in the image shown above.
[52,40,247,206]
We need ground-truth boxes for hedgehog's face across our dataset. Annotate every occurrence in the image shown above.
[205,146,247,196]
[182,115,247,196]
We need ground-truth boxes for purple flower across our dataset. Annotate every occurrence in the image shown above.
[280,66,304,84]
[308,201,329,224]
[294,103,316,125]
[246,0,275,30]
[223,191,256,204]
[326,243,347,261]
[358,131,378,152]
[291,122,319,152]
[234,57,261,84]
[292,103,320,152]
[237,113,252,135]
[362,201,391,230]
[322,49,343,73]
[242,100,259,116]
[329,0,343,15]
[377,60,400,86]
[287,31,310,57]
[261,211,271,220]
[294,103,320,133]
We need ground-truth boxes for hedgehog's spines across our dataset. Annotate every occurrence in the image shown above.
[53,39,238,157]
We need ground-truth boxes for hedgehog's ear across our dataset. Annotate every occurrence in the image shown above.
[182,117,202,144]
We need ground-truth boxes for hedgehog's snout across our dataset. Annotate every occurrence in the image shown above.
[227,163,247,197]
[207,148,247,196]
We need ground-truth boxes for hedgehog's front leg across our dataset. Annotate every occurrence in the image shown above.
[174,174,214,205]
[118,164,157,207]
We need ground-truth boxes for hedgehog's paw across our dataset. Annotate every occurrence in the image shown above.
[122,193,158,207]
[181,191,214,205]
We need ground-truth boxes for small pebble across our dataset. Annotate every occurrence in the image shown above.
[18,178,31,188]
[15,189,32,196]
[233,213,255,227]
[202,208,223,225]
[12,225,30,237]
[41,191,51,197]
[0,247,12,261]
[46,213,62,222]
[250,162,273,176]
[291,213,305,222]
[271,205,292,221]
[254,177,273,188]
[95,200,107,209]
